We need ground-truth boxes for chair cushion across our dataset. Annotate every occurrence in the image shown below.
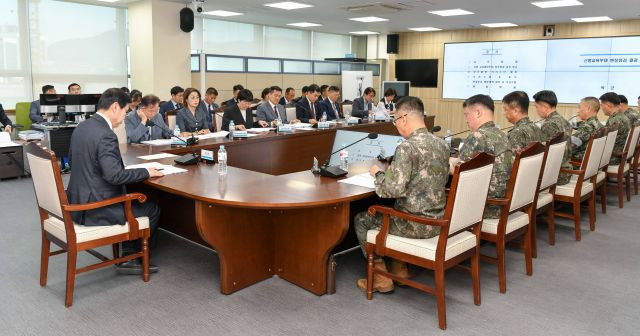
[481,211,529,235]
[44,216,150,243]
[555,177,593,197]
[596,171,606,183]
[366,230,476,261]
[607,163,629,175]
[536,190,553,209]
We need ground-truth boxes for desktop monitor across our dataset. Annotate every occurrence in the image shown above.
[329,130,403,166]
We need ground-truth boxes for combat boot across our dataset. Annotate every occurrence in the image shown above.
[357,259,394,293]
[390,260,409,286]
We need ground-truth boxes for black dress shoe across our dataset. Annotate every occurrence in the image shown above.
[116,259,158,275]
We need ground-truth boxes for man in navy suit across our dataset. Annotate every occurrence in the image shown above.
[279,87,296,106]
[158,86,183,117]
[352,87,376,118]
[30,84,56,123]
[199,87,220,131]
[67,88,163,274]
[223,84,244,107]
[295,84,322,124]
[320,86,342,121]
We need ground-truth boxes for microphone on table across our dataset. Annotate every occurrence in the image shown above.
[146,119,200,165]
[319,132,378,178]
[430,125,442,133]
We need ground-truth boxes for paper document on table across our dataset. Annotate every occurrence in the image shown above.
[137,153,178,160]
[291,123,312,128]
[0,132,19,147]
[141,139,173,146]
[338,173,376,189]
[125,161,187,175]
[197,131,229,139]
[247,128,274,133]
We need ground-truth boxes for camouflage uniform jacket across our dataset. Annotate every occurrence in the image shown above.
[508,117,543,151]
[624,108,640,127]
[459,121,513,219]
[571,115,602,161]
[541,111,572,185]
[606,111,631,165]
[374,127,449,238]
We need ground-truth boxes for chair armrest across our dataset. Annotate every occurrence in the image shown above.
[612,151,626,158]
[560,168,584,175]
[486,197,509,206]
[367,205,449,227]
[570,160,582,166]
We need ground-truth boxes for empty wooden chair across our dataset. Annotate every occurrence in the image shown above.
[554,129,606,241]
[364,152,495,330]
[606,126,638,208]
[481,142,545,293]
[594,127,617,213]
[26,142,151,307]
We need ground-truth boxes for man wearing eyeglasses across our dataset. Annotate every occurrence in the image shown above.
[354,96,449,294]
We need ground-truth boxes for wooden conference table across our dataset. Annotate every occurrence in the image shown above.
[122,117,434,296]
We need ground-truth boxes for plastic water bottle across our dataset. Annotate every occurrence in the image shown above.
[339,144,349,171]
[228,120,235,138]
[321,112,327,122]
[218,145,227,175]
[173,125,180,138]
[445,129,452,148]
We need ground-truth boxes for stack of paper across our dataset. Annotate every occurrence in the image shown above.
[18,130,44,141]
[141,139,173,146]
[247,128,274,133]
[125,161,187,175]
[197,131,229,139]
[337,173,376,189]
[0,132,20,148]
[137,153,178,160]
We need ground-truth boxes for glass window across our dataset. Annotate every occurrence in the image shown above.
[247,58,281,73]
[365,64,380,76]
[341,63,365,71]
[264,26,311,59]
[202,19,263,57]
[191,55,200,72]
[314,62,340,75]
[283,60,312,73]
[0,0,31,107]
[206,56,244,72]
[312,32,351,60]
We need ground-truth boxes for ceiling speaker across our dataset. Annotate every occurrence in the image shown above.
[180,8,194,33]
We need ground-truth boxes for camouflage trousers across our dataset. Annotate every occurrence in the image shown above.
[354,211,440,258]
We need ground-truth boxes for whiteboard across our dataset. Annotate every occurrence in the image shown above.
[329,130,403,166]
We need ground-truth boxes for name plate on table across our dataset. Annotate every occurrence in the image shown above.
[347,117,360,125]
[278,124,293,133]
[232,130,248,138]
[317,121,330,129]
[374,113,388,122]
[200,149,214,161]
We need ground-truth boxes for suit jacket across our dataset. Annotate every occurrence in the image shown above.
[0,104,11,127]
[66,114,149,226]
[351,97,372,118]
[222,104,256,131]
[278,97,288,106]
[30,100,44,123]
[159,100,181,116]
[198,100,218,131]
[176,107,210,133]
[295,97,321,123]
[256,102,287,124]
[124,110,169,143]
[381,98,395,112]
[320,98,340,121]
[224,98,237,108]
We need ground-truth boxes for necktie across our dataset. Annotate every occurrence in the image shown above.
[311,101,316,119]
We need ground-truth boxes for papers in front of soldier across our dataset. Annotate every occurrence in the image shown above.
[338,173,375,189]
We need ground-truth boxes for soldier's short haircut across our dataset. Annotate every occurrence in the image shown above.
[581,96,600,113]
[396,96,424,118]
[533,90,558,108]
[502,91,529,114]
[599,92,620,105]
[618,95,628,104]
[463,94,494,113]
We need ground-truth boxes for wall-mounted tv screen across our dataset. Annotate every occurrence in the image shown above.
[395,59,438,88]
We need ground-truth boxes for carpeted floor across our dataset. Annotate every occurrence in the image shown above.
[1,176,638,335]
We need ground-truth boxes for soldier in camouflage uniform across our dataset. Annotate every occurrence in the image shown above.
[355,96,449,293]
[452,94,513,219]
[601,92,631,165]
[571,97,603,161]
[619,95,640,127]
[534,90,572,185]
[502,91,542,151]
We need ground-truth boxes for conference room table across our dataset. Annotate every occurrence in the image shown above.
[122,117,434,296]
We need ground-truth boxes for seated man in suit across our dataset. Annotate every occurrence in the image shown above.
[320,85,341,120]
[125,94,169,143]
[30,84,56,123]
[68,83,81,94]
[352,87,376,118]
[279,87,296,106]
[0,103,12,132]
[381,88,396,112]
[66,88,163,274]
[158,86,184,117]
[222,89,268,131]
[223,84,244,108]
[295,84,322,124]
[293,86,308,104]
[320,85,329,101]
[257,86,287,126]
[199,87,220,131]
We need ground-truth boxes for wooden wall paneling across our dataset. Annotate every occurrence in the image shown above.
[246,74,284,94]
[204,73,248,102]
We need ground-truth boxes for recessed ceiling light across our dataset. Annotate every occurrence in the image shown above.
[94,0,119,2]
[349,16,389,23]
[481,22,518,28]
[287,22,322,27]
[408,27,442,32]
[571,16,612,22]
[203,10,244,17]
[349,31,380,35]
[264,2,313,10]
[428,8,474,16]
[531,0,583,8]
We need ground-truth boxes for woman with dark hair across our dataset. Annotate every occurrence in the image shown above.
[176,88,211,137]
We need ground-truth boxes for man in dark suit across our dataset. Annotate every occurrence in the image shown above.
[30,84,56,123]
[296,84,322,124]
[352,87,376,118]
[223,84,244,108]
[256,86,298,125]
[158,86,184,117]
[279,87,296,106]
[0,103,12,132]
[292,86,309,104]
[320,85,342,120]
[66,88,163,275]
[199,87,219,131]
[222,89,268,131]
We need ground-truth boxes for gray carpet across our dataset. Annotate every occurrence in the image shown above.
[1,176,639,335]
